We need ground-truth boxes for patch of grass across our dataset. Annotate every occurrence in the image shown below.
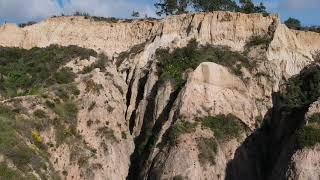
[166,120,197,145]
[196,137,218,166]
[200,114,245,141]
[156,39,252,90]
[0,45,97,97]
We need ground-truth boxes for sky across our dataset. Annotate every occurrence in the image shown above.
[0,0,318,26]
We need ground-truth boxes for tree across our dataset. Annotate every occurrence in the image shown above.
[239,0,266,14]
[155,0,268,16]
[192,0,238,12]
[131,11,140,18]
[284,17,301,30]
[155,0,189,16]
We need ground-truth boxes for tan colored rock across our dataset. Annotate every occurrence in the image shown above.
[179,62,259,127]
[287,145,320,180]
[1,11,320,180]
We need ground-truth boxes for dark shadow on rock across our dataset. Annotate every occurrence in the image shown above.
[225,92,308,180]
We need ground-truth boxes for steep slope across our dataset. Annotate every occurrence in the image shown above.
[0,11,320,180]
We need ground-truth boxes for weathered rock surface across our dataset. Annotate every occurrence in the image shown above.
[1,11,320,180]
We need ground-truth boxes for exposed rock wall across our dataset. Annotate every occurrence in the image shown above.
[1,11,320,180]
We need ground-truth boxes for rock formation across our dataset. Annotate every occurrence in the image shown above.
[0,11,320,180]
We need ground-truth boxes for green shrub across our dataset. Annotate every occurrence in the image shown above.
[84,79,103,95]
[196,137,218,166]
[297,126,320,148]
[54,101,78,124]
[0,105,49,177]
[116,42,146,67]
[89,16,120,23]
[18,21,36,28]
[80,54,108,74]
[78,155,90,167]
[313,50,320,63]
[33,109,47,119]
[53,84,80,100]
[88,101,96,112]
[245,34,272,49]
[96,127,117,143]
[87,119,94,127]
[308,113,320,124]
[0,45,97,97]
[156,39,252,89]
[200,114,245,141]
[121,131,127,139]
[31,130,45,149]
[73,11,90,17]
[0,163,23,179]
[166,120,197,145]
[53,67,76,84]
[280,65,320,109]
[173,175,184,180]
[45,100,55,109]
[62,170,68,176]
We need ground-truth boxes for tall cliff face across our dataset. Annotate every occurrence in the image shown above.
[0,12,320,180]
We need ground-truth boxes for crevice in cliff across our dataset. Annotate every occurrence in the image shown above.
[186,14,195,36]
[127,80,181,180]
[128,70,149,134]
[125,68,136,120]
[146,98,182,180]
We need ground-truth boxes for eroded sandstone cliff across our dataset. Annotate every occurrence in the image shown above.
[0,11,320,180]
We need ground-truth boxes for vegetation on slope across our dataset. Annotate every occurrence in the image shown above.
[196,137,218,166]
[277,64,320,148]
[0,104,58,179]
[200,114,247,142]
[156,39,253,89]
[280,65,320,109]
[166,120,197,145]
[0,45,97,97]
[0,45,104,178]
